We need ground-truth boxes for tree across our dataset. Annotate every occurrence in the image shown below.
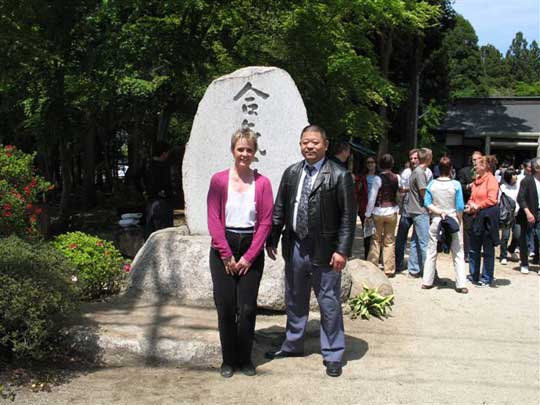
[442,14,484,98]
[505,32,534,83]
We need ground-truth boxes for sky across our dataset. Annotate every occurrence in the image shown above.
[453,0,540,53]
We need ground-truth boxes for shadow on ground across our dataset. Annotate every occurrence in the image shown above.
[253,319,369,368]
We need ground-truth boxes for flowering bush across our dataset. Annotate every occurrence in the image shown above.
[0,145,52,239]
[53,232,130,300]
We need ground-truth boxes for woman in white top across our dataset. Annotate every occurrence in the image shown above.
[422,157,468,293]
[207,129,273,378]
[365,154,400,276]
[499,168,520,264]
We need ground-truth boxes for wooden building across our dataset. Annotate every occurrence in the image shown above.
[437,96,540,168]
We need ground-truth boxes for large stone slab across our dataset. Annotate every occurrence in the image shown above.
[126,228,352,310]
[66,299,323,368]
[183,66,307,235]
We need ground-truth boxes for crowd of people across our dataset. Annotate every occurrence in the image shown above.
[355,147,540,289]
[203,125,540,379]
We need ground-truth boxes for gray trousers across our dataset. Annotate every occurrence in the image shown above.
[280,237,345,362]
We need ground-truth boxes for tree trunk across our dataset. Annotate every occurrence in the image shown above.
[404,36,424,150]
[377,31,393,157]
[126,128,145,195]
[82,120,97,207]
[58,138,73,224]
[157,100,175,141]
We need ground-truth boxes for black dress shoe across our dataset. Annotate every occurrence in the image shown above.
[220,363,234,378]
[325,361,342,377]
[240,363,256,376]
[264,350,304,360]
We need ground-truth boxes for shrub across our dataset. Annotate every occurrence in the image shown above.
[53,232,129,299]
[0,145,52,239]
[348,286,394,320]
[0,236,78,361]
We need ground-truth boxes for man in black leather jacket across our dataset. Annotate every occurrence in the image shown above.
[516,157,540,273]
[265,125,357,377]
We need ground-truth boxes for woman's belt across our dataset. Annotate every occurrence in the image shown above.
[225,226,254,234]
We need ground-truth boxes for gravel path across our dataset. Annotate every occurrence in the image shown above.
[9,254,540,404]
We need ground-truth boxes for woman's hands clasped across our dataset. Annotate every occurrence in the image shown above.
[222,256,252,276]
[223,257,237,275]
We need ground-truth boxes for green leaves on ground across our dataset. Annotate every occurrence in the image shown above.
[348,285,394,320]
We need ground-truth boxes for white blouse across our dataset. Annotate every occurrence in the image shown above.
[225,181,256,228]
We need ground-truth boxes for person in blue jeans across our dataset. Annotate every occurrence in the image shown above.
[405,148,432,277]
[395,149,433,273]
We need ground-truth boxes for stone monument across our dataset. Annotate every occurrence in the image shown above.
[69,67,391,367]
[183,66,307,235]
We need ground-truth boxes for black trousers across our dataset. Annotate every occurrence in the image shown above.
[209,231,264,366]
[145,199,173,238]
[462,212,474,259]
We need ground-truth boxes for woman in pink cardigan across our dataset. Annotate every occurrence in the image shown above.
[207,128,273,378]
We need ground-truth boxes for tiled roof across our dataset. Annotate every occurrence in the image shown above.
[438,97,540,137]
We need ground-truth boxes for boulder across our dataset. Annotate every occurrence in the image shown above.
[115,225,145,258]
[126,228,352,311]
[346,259,394,298]
[183,66,307,235]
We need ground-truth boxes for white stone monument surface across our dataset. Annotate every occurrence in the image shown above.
[183,66,308,235]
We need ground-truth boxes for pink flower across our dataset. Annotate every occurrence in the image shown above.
[69,243,77,250]
[123,264,131,273]
[4,145,14,151]
[96,241,104,247]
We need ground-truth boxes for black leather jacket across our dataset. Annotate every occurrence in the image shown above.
[267,158,357,265]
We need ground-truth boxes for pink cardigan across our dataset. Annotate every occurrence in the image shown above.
[207,169,274,264]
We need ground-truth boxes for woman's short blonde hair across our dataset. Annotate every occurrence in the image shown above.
[230,128,258,152]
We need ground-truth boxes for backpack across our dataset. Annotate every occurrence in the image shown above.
[498,192,516,226]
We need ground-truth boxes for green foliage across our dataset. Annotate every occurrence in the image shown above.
[418,101,446,156]
[514,81,540,96]
[443,19,540,97]
[0,236,78,361]
[348,286,394,320]
[0,145,52,239]
[53,232,129,300]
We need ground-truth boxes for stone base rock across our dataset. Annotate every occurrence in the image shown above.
[346,259,394,297]
[115,225,145,258]
[127,228,352,311]
[66,298,326,368]
[67,299,222,367]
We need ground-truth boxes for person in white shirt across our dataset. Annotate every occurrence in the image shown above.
[499,168,520,264]
[422,156,468,293]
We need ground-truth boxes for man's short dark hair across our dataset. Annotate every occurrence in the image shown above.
[301,124,327,141]
[379,153,394,170]
[152,141,171,157]
[331,140,350,156]
[439,156,453,177]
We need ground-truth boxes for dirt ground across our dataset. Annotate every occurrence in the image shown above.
[8,250,539,405]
